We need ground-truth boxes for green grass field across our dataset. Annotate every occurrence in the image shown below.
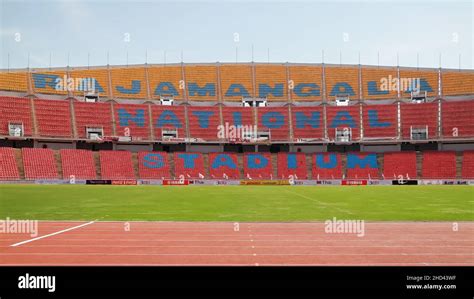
[0,185,472,221]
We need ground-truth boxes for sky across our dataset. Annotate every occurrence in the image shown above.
[0,0,472,70]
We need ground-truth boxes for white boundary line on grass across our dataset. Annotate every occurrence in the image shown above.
[10,221,96,247]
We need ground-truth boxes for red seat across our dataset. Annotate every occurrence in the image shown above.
[0,147,20,179]
[22,148,59,179]
[99,151,135,179]
[383,152,417,180]
[243,153,273,179]
[461,151,474,179]
[422,151,456,179]
[35,99,72,137]
[138,152,170,179]
[0,96,33,136]
[277,153,307,179]
[312,153,343,179]
[60,149,96,179]
[174,152,205,179]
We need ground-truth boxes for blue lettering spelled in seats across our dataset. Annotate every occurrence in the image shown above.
[287,154,297,169]
[225,84,250,97]
[232,112,242,127]
[368,110,390,127]
[316,154,338,169]
[261,112,284,129]
[118,108,145,127]
[178,153,199,168]
[212,154,237,169]
[258,83,284,98]
[247,154,268,169]
[143,153,165,168]
[116,80,141,95]
[330,111,356,128]
[367,81,389,95]
[293,83,320,97]
[295,112,320,128]
[346,153,378,169]
[154,82,179,96]
[188,83,216,97]
[191,111,214,128]
[155,110,182,128]
[329,82,355,96]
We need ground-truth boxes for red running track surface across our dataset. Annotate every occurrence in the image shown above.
[0,221,472,266]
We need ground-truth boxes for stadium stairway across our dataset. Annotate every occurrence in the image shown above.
[456,152,463,179]
[377,154,384,179]
[131,152,140,179]
[168,153,175,178]
[306,154,313,179]
[93,152,101,179]
[271,154,278,179]
[203,154,210,178]
[416,152,423,179]
[54,150,63,179]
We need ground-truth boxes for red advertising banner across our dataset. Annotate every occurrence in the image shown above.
[341,180,367,186]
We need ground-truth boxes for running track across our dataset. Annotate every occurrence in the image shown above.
[1,222,473,266]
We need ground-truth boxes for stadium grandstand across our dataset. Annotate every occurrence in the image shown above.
[0,63,473,182]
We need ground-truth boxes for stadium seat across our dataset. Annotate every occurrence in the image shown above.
[257,107,289,141]
[60,149,97,180]
[221,106,255,141]
[382,152,417,180]
[188,106,220,140]
[151,105,186,140]
[220,64,254,101]
[0,147,20,180]
[461,151,474,179]
[346,152,379,179]
[442,101,474,139]
[174,152,206,179]
[326,105,361,141]
[422,151,456,179]
[99,151,135,179]
[442,72,474,96]
[292,106,324,140]
[0,96,34,136]
[34,99,73,137]
[110,67,147,99]
[288,65,323,102]
[148,66,184,100]
[398,70,438,98]
[243,153,273,179]
[400,102,438,140]
[138,151,170,179]
[255,65,287,101]
[69,69,110,97]
[277,152,307,179]
[74,101,113,138]
[208,152,240,179]
[0,72,28,92]
[114,103,151,140]
[362,104,398,139]
[312,153,343,179]
[361,67,398,100]
[324,66,360,100]
[184,65,218,101]
[22,148,59,179]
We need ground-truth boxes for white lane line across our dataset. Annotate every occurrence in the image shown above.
[10,221,96,247]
